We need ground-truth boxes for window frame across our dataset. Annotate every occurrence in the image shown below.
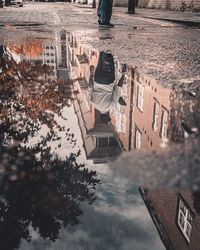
[160,107,169,139]
[137,83,144,112]
[176,195,194,243]
[152,98,160,133]
[135,126,142,150]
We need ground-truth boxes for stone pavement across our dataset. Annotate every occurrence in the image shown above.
[0,3,64,25]
[74,3,200,26]
[1,2,200,26]
[0,2,199,88]
[118,7,200,27]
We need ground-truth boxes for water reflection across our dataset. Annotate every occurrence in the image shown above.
[0,39,100,250]
[140,187,200,250]
[66,31,200,250]
[67,31,200,161]
[1,29,200,250]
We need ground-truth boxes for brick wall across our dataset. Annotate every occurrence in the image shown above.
[145,189,200,250]
[138,0,200,11]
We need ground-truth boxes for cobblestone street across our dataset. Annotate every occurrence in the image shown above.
[0,2,200,87]
[0,3,200,250]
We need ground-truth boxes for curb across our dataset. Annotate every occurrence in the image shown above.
[140,15,200,27]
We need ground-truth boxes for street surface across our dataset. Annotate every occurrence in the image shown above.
[0,2,200,87]
[0,3,200,250]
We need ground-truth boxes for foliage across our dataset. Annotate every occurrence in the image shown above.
[0,45,100,250]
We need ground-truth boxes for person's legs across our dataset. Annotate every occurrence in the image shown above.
[97,0,102,18]
[99,0,113,25]
[99,0,107,24]
[128,0,136,14]
[107,0,113,23]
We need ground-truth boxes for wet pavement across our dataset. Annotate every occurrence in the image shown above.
[0,2,200,250]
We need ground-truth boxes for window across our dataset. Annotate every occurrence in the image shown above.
[98,137,108,147]
[135,127,142,149]
[115,104,126,133]
[96,137,118,148]
[152,99,160,132]
[177,197,193,242]
[137,84,144,112]
[160,108,169,139]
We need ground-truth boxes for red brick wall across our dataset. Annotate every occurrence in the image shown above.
[146,189,200,250]
[138,0,200,11]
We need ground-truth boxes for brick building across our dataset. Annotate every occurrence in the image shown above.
[140,187,200,250]
[131,71,171,151]
[109,66,134,151]
[75,0,200,11]
[138,0,200,11]
[68,31,122,163]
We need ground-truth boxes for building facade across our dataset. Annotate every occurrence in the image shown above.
[74,0,200,11]
[131,71,171,151]
[140,187,200,250]
[68,31,122,163]
[138,0,200,11]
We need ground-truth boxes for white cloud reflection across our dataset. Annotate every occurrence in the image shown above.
[19,164,165,250]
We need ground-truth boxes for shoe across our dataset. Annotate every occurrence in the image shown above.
[107,23,114,27]
[99,23,114,28]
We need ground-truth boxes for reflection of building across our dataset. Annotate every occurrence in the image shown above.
[68,32,122,163]
[169,88,199,143]
[110,66,134,151]
[138,0,200,11]
[66,31,199,161]
[66,32,178,160]
[42,44,57,78]
[73,98,122,163]
[56,30,70,80]
[131,72,171,151]
[140,187,200,250]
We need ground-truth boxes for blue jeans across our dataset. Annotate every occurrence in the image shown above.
[97,0,113,25]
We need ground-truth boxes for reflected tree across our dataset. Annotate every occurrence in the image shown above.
[0,45,100,250]
[0,146,100,250]
[169,86,200,143]
[169,86,200,214]
[0,44,75,145]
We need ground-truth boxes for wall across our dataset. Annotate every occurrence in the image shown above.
[131,71,171,151]
[145,189,200,250]
[138,0,200,11]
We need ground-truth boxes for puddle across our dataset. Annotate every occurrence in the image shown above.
[0,22,45,27]
[0,29,200,250]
